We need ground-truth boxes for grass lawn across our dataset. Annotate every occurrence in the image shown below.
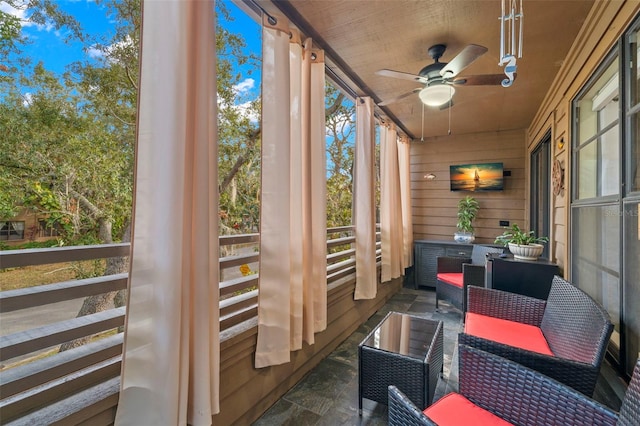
[1,261,106,291]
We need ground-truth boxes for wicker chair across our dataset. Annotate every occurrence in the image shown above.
[459,275,613,396]
[435,244,503,313]
[388,344,640,426]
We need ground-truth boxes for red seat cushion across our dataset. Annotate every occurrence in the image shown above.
[437,272,463,288]
[465,312,554,356]
[424,393,514,426]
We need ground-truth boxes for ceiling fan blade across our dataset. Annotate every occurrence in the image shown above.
[452,73,516,86]
[378,88,422,106]
[376,69,428,84]
[439,44,488,78]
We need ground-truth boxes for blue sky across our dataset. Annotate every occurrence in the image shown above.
[2,0,114,75]
[3,0,261,99]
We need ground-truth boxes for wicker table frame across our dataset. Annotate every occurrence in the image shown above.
[358,312,443,415]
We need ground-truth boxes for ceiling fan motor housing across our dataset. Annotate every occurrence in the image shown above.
[419,44,448,84]
[419,62,447,84]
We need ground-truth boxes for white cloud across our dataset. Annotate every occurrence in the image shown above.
[22,92,32,107]
[233,78,255,94]
[87,45,105,60]
[0,2,28,23]
[234,100,260,123]
[1,2,55,32]
[218,93,260,125]
[87,36,134,64]
[109,36,134,53]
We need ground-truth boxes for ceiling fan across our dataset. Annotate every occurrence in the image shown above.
[376,44,507,107]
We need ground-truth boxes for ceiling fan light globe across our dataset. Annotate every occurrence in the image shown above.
[419,85,455,106]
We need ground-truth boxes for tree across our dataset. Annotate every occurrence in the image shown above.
[0,9,22,65]
[0,0,360,350]
[0,0,265,348]
[325,83,355,228]
[215,4,261,234]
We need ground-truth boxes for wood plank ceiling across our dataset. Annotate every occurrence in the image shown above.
[262,0,595,139]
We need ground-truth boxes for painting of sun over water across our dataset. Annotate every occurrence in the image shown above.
[450,162,504,191]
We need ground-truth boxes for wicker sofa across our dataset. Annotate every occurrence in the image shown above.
[435,244,503,313]
[459,275,613,396]
[388,344,640,426]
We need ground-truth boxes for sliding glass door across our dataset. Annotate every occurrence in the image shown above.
[530,133,551,259]
[572,51,623,369]
[572,16,640,378]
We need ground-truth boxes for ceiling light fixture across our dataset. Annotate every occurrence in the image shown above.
[418,84,455,107]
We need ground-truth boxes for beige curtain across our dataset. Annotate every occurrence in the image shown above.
[354,97,377,300]
[398,136,414,269]
[255,15,327,368]
[115,1,219,426]
[381,124,403,282]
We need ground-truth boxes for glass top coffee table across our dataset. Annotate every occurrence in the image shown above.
[358,311,443,414]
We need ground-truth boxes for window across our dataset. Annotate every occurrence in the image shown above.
[572,17,640,377]
[0,221,25,240]
[572,50,622,369]
[38,220,62,238]
[574,59,620,200]
[624,21,640,378]
[628,28,640,194]
[530,134,551,259]
[375,122,381,224]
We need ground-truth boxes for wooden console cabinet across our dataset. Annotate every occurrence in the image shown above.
[485,253,559,300]
[413,240,473,289]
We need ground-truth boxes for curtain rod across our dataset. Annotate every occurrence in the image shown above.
[325,66,358,100]
[239,0,410,140]
[326,67,399,133]
[243,0,278,25]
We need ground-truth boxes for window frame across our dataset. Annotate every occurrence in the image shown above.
[0,221,26,241]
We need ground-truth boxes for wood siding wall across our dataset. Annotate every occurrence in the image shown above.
[1,209,59,247]
[526,0,640,273]
[212,277,402,425]
[410,129,526,245]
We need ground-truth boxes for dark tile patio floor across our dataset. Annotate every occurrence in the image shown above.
[253,284,626,425]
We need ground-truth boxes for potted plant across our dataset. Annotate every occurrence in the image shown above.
[494,223,549,260]
[454,196,479,243]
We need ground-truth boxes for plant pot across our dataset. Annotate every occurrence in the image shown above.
[454,232,475,244]
[508,243,544,261]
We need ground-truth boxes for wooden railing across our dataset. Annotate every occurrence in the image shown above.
[0,244,129,424]
[0,225,379,423]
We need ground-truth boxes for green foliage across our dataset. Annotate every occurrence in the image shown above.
[23,182,74,238]
[0,1,137,244]
[1,0,359,246]
[0,10,22,57]
[494,223,549,246]
[215,2,262,234]
[456,196,479,233]
[0,239,61,251]
[325,82,355,228]
[71,259,105,279]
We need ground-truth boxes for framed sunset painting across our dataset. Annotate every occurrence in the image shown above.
[450,162,504,191]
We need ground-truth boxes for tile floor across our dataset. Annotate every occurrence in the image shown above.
[253,285,625,425]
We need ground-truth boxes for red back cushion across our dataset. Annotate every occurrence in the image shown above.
[437,272,463,288]
[465,312,554,356]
